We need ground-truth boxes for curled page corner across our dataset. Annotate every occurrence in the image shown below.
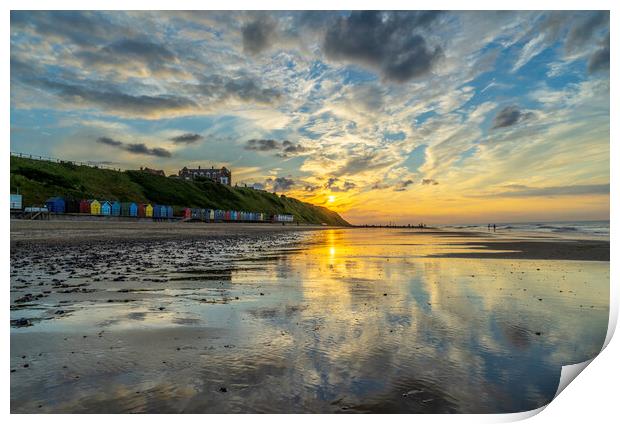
[553,359,594,399]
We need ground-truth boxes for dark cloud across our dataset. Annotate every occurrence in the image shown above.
[245,139,307,157]
[325,177,356,192]
[491,184,609,198]
[170,133,203,144]
[394,179,415,191]
[279,140,307,157]
[245,139,280,151]
[125,143,172,157]
[266,177,295,192]
[196,75,281,104]
[588,34,610,74]
[12,59,197,117]
[75,38,178,75]
[565,11,609,52]
[491,106,535,130]
[421,179,439,186]
[96,137,172,158]
[10,11,123,47]
[242,16,277,55]
[323,11,443,82]
[96,136,122,147]
[104,39,175,62]
[11,57,277,118]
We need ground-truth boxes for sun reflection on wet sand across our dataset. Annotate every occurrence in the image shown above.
[11,228,609,413]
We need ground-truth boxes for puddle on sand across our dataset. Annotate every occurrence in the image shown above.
[10,229,609,413]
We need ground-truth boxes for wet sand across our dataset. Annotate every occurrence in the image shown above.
[10,220,333,245]
[10,223,609,413]
[10,220,609,261]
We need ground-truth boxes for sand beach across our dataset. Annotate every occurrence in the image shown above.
[10,221,610,413]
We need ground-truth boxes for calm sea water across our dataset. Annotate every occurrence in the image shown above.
[10,228,609,413]
[441,220,610,239]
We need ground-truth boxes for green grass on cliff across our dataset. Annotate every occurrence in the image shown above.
[10,156,350,226]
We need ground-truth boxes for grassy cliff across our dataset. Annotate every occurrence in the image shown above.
[10,156,350,226]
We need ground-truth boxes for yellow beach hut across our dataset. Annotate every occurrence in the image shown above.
[90,199,101,215]
[145,203,153,217]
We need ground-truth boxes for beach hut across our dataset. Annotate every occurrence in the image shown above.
[159,205,168,218]
[145,204,153,217]
[121,202,131,216]
[167,206,174,218]
[111,201,121,216]
[129,202,138,217]
[79,200,91,214]
[225,210,231,221]
[100,201,112,216]
[64,198,80,213]
[191,208,201,219]
[183,208,191,219]
[209,209,215,221]
[45,197,65,213]
[153,204,161,218]
[90,200,101,215]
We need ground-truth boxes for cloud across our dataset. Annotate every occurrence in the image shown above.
[75,38,178,76]
[588,34,610,74]
[10,11,123,47]
[245,139,280,151]
[244,139,307,157]
[103,39,175,62]
[96,137,172,157]
[96,136,122,147]
[565,11,609,53]
[325,177,356,192]
[242,16,277,55]
[421,178,439,185]
[170,133,202,144]
[491,106,535,130]
[279,140,307,157]
[266,176,295,192]
[512,33,546,72]
[195,75,281,104]
[11,57,280,118]
[11,59,198,118]
[489,184,609,198]
[323,11,443,82]
[394,179,415,191]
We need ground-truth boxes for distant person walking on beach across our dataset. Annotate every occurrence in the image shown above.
[493,224,496,232]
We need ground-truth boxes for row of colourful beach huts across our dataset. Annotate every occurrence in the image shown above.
[43,197,294,223]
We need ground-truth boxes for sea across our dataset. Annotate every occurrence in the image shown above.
[441,220,610,239]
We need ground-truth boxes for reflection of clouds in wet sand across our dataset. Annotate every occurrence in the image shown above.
[10,229,608,412]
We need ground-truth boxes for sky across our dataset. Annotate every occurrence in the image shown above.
[10,11,610,225]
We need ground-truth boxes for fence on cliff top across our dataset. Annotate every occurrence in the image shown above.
[10,151,123,172]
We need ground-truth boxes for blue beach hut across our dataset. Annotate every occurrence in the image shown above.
[100,201,112,216]
[111,201,121,216]
[167,206,173,218]
[129,202,138,217]
[45,197,66,213]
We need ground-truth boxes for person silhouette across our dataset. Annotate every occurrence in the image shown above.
[493,224,496,232]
